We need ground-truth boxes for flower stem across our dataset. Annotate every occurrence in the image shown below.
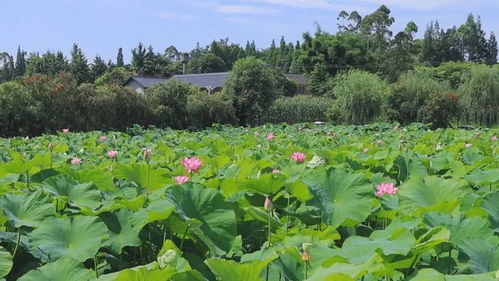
[12,227,21,259]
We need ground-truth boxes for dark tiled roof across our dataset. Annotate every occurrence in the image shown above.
[127,72,307,90]
[172,72,229,89]
[128,77,167,88]
[284,74,309,86]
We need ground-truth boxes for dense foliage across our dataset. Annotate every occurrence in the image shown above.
[264,96,333,124]
[0,124,498,281]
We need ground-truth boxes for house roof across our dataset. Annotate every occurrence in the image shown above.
[284,74,309,86]
[172,72,228,89]
[126,72,308,90]
[127,77,167,88]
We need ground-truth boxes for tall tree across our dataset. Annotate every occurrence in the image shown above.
[116,47,124,67]
[91,56,108,81]
[15,46,26,77]
[131,42,147,73]
[459,14,490,63]
[486,32,498,64]
[69,43,90,84]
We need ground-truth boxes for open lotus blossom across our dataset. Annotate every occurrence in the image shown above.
[175,176,189,185]
[182,157,203,173]
[107,150,118,159]
[99,136,107,141]
[291,152,306,163]
[465,143,472,148]
[143,148,152,162]
[492,136,498,142]
[62,128,70,133]
[375,182,398,197]
[375,139,383,145]
[71,157,82,165]
[266,133,274,141]
[264,197,273,212]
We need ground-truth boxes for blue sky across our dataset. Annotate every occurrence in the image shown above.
[1,0,497,63]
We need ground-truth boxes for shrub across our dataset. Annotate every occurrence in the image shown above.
[389,70,450,124]
[458,65,499,126]
[419,92,460,128]
[145,79,191,129]
[264,95,333,124]
[0,82,39,136]
[328,70,389,124]
[187,89,236,129]
[225,57,276,126]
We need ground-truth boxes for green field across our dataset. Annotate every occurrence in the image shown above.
[0,123,498,281]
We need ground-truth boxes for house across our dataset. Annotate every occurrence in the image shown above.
[125,72,308,95]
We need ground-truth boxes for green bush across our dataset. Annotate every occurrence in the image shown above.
[145,79,191,129]
[0,81,39,136]
[419,92,460,128]
[458,65,499,126]
[225,57,276,126]
[187,89,236,129]
[264,95,333,124]
[328,70,389,124]
[389,70,450,124]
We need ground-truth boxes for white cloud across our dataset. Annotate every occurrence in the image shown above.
[216,5,278,14]
[158,12,194,20]
[251,0,335,9]
[362,0,464,10]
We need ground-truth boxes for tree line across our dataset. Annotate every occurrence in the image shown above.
[1,5,497,85]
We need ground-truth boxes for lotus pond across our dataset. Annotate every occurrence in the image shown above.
[0,123,498,281]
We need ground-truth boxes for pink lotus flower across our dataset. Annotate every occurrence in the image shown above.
[71,157,82,165]
[143,149,152,162]
[375,182,398,197]
[492,136,498,142]
[107,150,118,159]
[99,136,107,141]
[375,139,383,145]
[182,157,203,173]
[465,143,472,148]
[291,152,306,163]
[175,176,189,184]
[264,197,273,211]
[62,128,70,133]
[266,133,274,141]
[363,148,369,153]
[272,169,281,174]
[476,131,482,137]
[326,131,336,137]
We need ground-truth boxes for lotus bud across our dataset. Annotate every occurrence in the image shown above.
[143,148,152,162]
[264,197,273,212]
[48,142,54,151]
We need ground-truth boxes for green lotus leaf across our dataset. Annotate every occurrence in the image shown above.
[0,190,54,228]
[409,268,497,281]
[302,167,374,228]
[465,168,499,186]
[18,258,95,281]
[0,246,12,278]
[115,163,169,191]
[29,216,108,262]
[40,175,102,211]
[399,176,467,212]
[111,267,176,281]
[307,255,384,281]
[167,183,237,256]
[205,257,271,281]
[482,193,499,232]
[457,238,499,274]
[99,209,142,255]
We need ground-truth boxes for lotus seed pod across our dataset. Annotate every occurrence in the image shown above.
[302,242,312,252]
[301,251,311,262]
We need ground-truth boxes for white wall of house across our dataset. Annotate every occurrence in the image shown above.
[126,80,145,94]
